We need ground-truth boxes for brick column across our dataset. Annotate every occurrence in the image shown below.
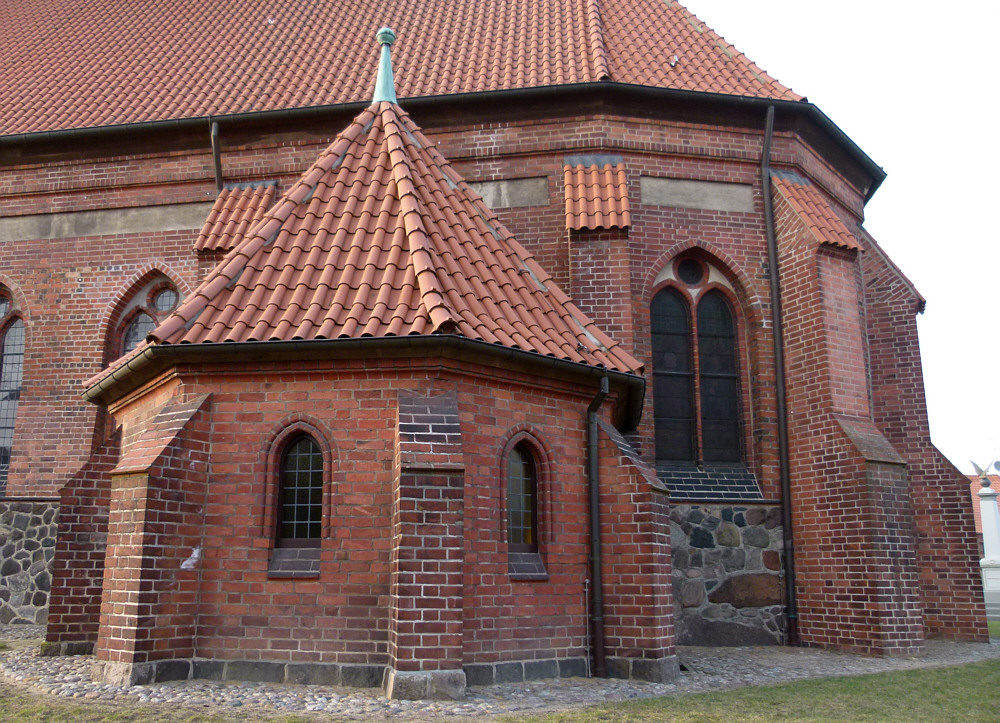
[384,389,466,700]
[92,394,211,686]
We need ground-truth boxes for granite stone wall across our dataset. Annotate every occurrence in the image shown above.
[670,503,785,645]
[0,501,58,625]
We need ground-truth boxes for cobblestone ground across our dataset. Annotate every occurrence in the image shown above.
[2,625,998,720]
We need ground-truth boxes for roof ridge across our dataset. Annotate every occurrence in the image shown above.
[383,104,458,334]
[586,0,612,81]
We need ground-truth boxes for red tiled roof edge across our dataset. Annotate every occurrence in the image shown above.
[564,163,631,230]
[771,170,860,252]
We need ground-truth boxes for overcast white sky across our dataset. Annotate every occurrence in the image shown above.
[681,1,1000,475]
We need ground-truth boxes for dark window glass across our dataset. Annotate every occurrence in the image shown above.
[508,444,538,552]
[278,435,323,546]
[153,289,178,313]
[651,288,695,462]
[698,291,742,462]
[122,312,155,354]
[677,258,704,285]
[0,296,9,318]
[1,319,25,491]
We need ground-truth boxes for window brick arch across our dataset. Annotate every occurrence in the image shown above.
[99,266,188,364]
[260,417,337,540]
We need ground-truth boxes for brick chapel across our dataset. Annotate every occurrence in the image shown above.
[0,0,987,700]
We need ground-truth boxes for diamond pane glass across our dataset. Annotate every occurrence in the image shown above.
[122,312,155,354]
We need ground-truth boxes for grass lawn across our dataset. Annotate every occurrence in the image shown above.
[499,660,1000,723]
[1,660,999,723]
[989,620,1000,638]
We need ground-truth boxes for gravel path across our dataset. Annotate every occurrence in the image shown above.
[2,625,998,720]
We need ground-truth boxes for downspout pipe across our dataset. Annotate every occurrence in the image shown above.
[587,375,609,677]
[761,105,799,645]
[210,120,223,191]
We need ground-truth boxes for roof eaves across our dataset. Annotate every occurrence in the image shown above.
[0,83,885,201]
[83,335,646,429]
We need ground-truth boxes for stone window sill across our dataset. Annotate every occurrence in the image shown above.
[267,547,320,579]
[508,551,548,581]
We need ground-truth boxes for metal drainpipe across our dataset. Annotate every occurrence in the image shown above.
[761,105,799,645]
[587,375,609,677]
[210,120,223,191]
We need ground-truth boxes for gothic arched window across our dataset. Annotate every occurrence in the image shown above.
[0,292,24,492]
[276,435,324,547]
[507,443,539,553]
[651,258,744,465]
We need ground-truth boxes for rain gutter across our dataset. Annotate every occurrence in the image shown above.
[761,105,799,645]
[82,335,645,429]
[0,83,885,201]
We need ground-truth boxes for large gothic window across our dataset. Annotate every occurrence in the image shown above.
[0,293,24,493]
[651,258,743,465]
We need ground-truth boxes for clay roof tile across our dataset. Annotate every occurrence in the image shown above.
[771,170,861,252]
[2,1,798,137]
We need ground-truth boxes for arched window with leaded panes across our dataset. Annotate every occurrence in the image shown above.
[650,257,744,467]
[507,442,539,554]
[0,291,24,493]
[276,434,324,547]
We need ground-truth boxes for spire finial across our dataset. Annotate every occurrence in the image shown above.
[372,27,398,104]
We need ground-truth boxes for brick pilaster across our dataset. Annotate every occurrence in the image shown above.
[385,389,466,700]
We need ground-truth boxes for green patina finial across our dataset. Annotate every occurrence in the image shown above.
[372,27,398,104]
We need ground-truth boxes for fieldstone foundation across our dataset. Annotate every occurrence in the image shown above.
[0,501,59,625]
[670,503,786,645]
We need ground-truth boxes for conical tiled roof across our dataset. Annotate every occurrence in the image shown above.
[148,98,642,374]
[1,0,799,137]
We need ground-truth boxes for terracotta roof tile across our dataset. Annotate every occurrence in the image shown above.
[564,163,631,230]
[771,170,861,251]
[140,99,640,375]
[194,183,277,252]
[1,1,799,137]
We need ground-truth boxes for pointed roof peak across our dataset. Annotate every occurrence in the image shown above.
[143,98,641,376]
[372,27,398,104]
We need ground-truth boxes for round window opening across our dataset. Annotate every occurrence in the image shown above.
[153,289,178,313]
[676,258,704,285]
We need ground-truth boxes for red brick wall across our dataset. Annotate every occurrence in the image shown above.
[45,427,118,647]
[88,357,626,668]
[95,394,211,667]
[775,190,924,654]
[862,243,988,641]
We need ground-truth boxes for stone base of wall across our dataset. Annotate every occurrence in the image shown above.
[463,657,588,686]
[0,501,58,625]
[91,658,385,688]
[671,503,786,645]
[606,655,680,683]
[383,668,466,700]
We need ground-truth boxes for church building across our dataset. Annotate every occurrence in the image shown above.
[0,0,986,700]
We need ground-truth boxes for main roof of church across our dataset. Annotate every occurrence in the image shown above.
[1,0,799,137]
